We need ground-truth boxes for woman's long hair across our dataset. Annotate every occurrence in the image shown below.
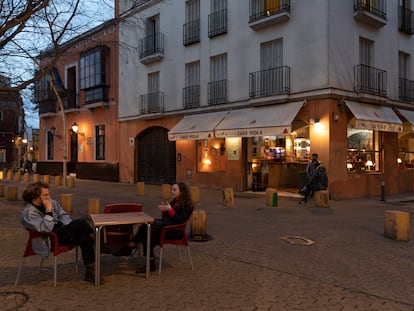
[176,182,193,210]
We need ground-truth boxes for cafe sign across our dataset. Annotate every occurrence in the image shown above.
[215,126,291,138]
[353,120,402,133]
[168,131,214,141]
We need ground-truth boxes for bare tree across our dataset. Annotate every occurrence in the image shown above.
[0,0,114,93]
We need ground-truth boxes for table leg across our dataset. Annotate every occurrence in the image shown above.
[146,223,151,279]
[95,226,102,285]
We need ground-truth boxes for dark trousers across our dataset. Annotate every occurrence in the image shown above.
[54,218,95,266]
[133,223,162,258]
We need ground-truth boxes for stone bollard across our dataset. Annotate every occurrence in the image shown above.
[61,194,73,214]
[223,187,234,208]
[7,186,18,201]
[190,186,200,205]
[54,175,62,186]
[14,171,21,182]
[0,184,4,197]
[7,170,13,180]
[137,182,145,196]
[190,210,207,240]
[88,198,100,215]
[162,184,171,200]
[33,173,40,182]
[67,176,75,188]
[265,188,278,207]
[23,172,30,182]
[314,190,329,207]
[384,210,410,241]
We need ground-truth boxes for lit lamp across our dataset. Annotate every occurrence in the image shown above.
[397,158,402,164]
[365,160,374,171]
[347,163,353,170]
[71,122,79,133]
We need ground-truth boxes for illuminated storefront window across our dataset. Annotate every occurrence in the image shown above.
[347,128,381,173]
[397,132,414,170]
[197,138,226,172]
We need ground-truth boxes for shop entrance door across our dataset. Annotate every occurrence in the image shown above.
[136,127,176,184]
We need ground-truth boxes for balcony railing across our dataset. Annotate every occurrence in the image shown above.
[183,20,200,46]
[139,91,165,114]
[39,101,57,114]
[183,85,200,109]
[354,0,386,19]
[249,0,290,23]
[354,64,387,97]
[64,89,79,110]
[139,32,165,63]
[208,79,227,105]
[399,6,414,35]
[353,0,386,28]
[399,78,414,101]
[208,9,227,38]
[249,66,290,98]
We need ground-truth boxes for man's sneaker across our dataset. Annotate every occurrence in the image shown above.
[299,200,307,204]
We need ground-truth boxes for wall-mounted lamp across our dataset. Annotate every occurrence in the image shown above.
[71,123,79,133]
[309,118,320,124]
[332,113,339,122]
[72,122,85,136]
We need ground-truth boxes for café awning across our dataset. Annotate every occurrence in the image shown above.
[214,101,304,138]
[395,108,414,131]
[168,111,229,141]
[345,101,403,133]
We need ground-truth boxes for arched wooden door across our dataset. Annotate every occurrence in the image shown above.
[136,127,176,184]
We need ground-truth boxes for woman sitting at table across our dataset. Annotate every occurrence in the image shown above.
[127,182,193,273]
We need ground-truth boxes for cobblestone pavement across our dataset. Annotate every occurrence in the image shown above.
[0,177,413,310]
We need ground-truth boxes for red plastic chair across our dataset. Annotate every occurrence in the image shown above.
[15,229,78,287]
[158,209,194,275]
[103,203,143,252]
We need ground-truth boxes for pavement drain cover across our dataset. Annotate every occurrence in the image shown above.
[281,236,315,246]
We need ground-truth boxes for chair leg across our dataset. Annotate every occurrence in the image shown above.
[75,246,78,274]
[187,246,194,270]
[14,258,25,287]
[54,256,57,287]
[176,246,182,262]
[158,247,164,275]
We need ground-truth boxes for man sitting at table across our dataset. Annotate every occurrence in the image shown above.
[19,181,100,284]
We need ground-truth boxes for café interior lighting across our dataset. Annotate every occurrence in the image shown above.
[397,158,402,164]
[365,160,373,171]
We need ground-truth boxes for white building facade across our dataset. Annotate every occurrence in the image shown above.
[117,0,414,199]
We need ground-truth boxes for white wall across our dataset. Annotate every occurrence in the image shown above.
[118,0,414,120]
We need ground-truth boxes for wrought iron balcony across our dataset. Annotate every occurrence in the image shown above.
[38,100,57,114]
[64,89,79,110]
[139,91,165,114]
[208,80,227,105]
[139,32,165,64]
[399,5,414,35]
[249,66,290,98]
[183,85,200,109]
[399,78,414,101]
[354,64,387,97]
[208,9,227,38]
[249,0,290,30]
[353,0,386,28]
[183,20,200,46]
